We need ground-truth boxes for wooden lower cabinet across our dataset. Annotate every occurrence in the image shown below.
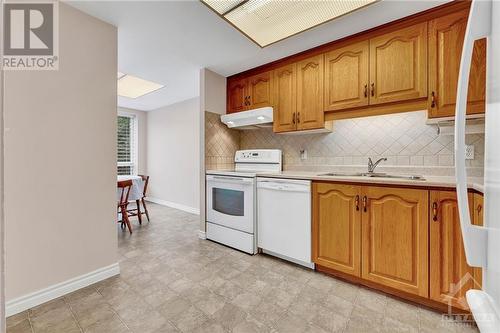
[473,193,484,289]
[313,182,484,309]
[312,183,362,276]
[429,191,483,310]
[361,186,429,297]
[312,183,429,297]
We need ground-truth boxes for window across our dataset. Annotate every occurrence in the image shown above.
[117,114,137,175]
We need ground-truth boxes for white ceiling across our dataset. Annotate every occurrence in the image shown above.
[67,0,450,111]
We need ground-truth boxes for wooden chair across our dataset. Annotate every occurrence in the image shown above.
[127,175,150,224]
[117,179,133,234]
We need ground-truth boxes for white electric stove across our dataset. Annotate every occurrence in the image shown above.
[206,149,282,254]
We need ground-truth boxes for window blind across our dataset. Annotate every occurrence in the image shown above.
[117,115,136,175]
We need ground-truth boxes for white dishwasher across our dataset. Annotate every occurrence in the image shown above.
[257,177,313,269]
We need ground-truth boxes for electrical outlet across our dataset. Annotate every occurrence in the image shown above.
[300,149,307,160]
[465,145,475,160]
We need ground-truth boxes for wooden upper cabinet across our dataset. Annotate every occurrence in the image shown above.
[273,64,297,133]
[369,22,428,105]
[361,186,429,297]
[324,41,369,111]
[296,55,325,130]
[227,71,272,114]
[247,71,272,109]
[312,183,362,277]
[429,191,481,310]
[227,78,248,114]
[227,4,486,120]
[428,10,486,118]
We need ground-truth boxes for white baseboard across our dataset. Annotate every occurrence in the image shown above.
[6,263,120,317]
[198,230,207,239]
[146,197,200,215]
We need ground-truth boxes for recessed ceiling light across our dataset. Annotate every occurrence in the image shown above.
[201,0,378,47]
[117,74,164,99]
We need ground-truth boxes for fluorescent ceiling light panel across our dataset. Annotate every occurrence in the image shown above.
[117,74,164,99]
[202,0,378,47]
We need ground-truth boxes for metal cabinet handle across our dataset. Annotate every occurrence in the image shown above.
[362,196,367,212]
[292,112,296,124]
[370,83,375,97]
[431,91,436,108]
[432,202,438,222]
[477,204,482,215]
[355,195,360,211]
[247,96,251,106]
[297,112,300,123]
[364,84,368,98]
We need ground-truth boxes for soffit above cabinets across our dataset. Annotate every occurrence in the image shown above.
[201,0,379,47]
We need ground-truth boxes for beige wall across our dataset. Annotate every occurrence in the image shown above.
[4,3,118,301]
[118,107,147,175]
[203,69,226,115]
[147,97,200,213]
[0,2,5,327]
[199,69,226,233]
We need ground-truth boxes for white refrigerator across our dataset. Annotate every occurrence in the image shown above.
[455,0,500,332]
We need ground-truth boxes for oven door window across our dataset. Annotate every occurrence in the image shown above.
[212,188,244,216]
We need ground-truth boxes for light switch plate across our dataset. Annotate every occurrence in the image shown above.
[465,145,475,160]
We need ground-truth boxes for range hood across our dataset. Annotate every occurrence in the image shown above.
[221,106,273,130]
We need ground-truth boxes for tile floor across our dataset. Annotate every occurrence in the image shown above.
[7,203,479,333]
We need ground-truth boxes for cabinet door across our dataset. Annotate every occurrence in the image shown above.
[296,55,325,130]
[429,191,481,310]
[361,186,429,296]
[428,10,486,118]
[273,64,297,133]
[473,193,484,289]
[324,41,369,111]
[248,71,272,109]
[473,193,484,228]
[312,183,362,277]
[227,78,248,113]
[369,23,428,105]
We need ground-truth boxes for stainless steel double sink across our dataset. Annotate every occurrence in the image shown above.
[318,172,425,181]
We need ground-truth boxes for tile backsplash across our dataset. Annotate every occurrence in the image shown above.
[205,110,484,175]
[205,111,239,170]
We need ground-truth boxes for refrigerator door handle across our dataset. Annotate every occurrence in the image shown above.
[455,0,491,268]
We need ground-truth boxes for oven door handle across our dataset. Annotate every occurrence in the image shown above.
[207,175,254,184]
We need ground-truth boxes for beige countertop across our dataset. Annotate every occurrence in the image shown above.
[254,170,484,193]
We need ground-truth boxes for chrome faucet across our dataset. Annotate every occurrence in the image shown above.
[368,157,387,173]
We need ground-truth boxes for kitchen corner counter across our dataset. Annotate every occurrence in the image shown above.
[256,171,484,193]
